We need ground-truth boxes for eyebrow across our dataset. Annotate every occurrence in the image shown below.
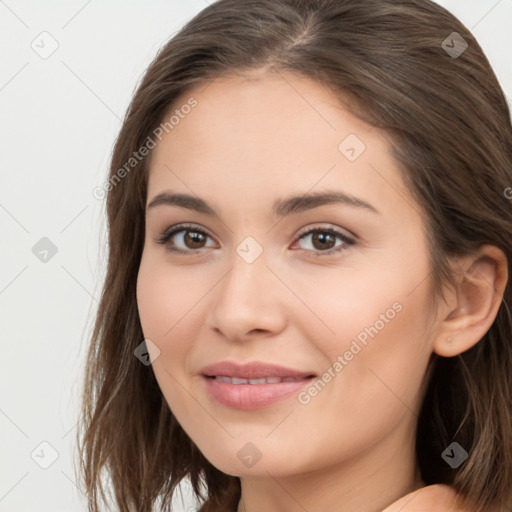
[146,190,379,217]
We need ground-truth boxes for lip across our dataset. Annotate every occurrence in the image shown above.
[200,361,316,410]
[200,361,315,380]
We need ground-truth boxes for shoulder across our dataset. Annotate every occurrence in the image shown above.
[380,484,474,512]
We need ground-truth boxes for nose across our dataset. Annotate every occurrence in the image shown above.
[205,247,287,342]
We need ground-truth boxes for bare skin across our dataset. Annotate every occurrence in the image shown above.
[380,484,473,511]
[136,69,507,512]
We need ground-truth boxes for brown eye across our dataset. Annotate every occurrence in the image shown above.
[310,231,336,250]
[183,230,207,249]
[154,224,216,254]
[294,227,355,256]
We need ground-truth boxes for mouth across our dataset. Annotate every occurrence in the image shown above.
[200,360,316,380]
[204,375,314,384]
[199,361,316,409]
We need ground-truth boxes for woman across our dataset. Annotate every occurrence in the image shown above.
[76,1,512,511]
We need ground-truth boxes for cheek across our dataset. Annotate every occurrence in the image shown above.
[136,260,169,341]
[290,249,434,405]
[136,251,221,404]
[286,253,430,352]
[287,274,434,470]
[311,271,434,420]
[136,255,201,409]
[136,253,206,342]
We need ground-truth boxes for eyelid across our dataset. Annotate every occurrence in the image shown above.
[156,222,212,241]
[294,223,355,242]
[153,222,215,249]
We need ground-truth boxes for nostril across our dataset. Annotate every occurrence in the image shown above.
[249,328,266,335]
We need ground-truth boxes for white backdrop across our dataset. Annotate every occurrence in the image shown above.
[1,1,511,511]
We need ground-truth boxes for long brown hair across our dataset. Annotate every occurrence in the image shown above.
[76,1,512,511]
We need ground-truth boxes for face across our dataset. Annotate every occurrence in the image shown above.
[136,70,438,479]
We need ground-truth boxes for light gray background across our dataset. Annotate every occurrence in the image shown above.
[1,1,511,511]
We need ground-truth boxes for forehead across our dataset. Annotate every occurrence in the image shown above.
[146,70,412,221]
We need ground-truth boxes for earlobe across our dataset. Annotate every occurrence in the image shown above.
[432,245,508,358]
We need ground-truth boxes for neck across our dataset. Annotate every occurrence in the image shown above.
[236,416,424,512]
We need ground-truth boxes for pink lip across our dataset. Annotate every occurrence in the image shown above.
[200,361,316,410]
[200,361,315,379]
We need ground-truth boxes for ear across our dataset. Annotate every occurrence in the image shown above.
[432,244,508,357]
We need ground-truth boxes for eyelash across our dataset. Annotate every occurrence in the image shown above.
[153,223,356,257]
